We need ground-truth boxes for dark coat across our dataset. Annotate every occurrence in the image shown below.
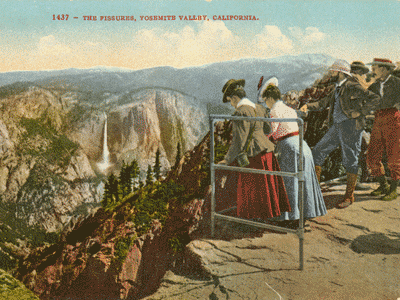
[307,77,380,130]
[368,75,400,110]
[224,102,275,165]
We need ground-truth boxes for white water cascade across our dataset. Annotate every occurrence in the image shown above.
[97,114,112,172]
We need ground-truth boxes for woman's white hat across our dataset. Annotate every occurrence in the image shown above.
[257,76,279,103]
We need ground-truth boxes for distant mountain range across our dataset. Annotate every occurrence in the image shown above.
[0,53,336,104]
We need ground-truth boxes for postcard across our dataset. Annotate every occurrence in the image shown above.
[1,1,399,299]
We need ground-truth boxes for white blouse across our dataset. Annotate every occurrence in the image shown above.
[269,100,299,140]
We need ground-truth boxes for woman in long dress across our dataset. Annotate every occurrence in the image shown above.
[258,77,327,228]
[217,78,290,221]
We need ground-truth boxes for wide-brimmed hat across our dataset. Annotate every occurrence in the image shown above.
[222,79,245,103]
[257,76,279,103]
[367,58,396,68]
[351,61,369,75]
[330,59,352,76]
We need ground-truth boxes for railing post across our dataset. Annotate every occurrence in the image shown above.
[298,118,305,270]
[209,117,216,238]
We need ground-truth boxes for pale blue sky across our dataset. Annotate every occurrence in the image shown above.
[1,0,399,71]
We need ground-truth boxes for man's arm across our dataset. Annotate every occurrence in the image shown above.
[300,93,332,113]
[355,83,381,116]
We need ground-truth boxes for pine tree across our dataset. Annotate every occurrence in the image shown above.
[119,161,131,197]
[139,179,144,189]
[175,142,181,167]
[129,159,140,191]
[119,159,140,196]
[102,173,119,208]
[146,165,153,186]
[154,148,161,180]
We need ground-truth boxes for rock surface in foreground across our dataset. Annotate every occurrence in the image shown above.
[143,183,400,300]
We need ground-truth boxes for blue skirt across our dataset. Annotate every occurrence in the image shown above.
[276,136,327,221]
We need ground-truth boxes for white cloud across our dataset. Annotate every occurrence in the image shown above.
[128,20,238,68]
[24,35,110,70]
[289,26,326,45]
[37,35,72,56]
[253,25,293,55]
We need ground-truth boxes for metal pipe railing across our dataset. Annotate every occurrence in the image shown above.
[210,114,305,270]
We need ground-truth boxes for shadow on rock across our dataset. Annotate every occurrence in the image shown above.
[323,192,377,210]
[351,232,400,254]
[191,211,286,242]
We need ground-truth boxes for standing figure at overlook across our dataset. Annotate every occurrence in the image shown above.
[300,59,380,208]
[259,78,327,228]
[366,58,400,201]
[218,79,290,221]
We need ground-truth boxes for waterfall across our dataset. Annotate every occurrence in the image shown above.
[98,114,111,171]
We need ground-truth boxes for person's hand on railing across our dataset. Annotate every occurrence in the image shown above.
[215,121,225,131]
[217,160,228,187]
[220,175,227,188]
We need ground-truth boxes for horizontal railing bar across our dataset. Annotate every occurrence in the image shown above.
[320,175,347,186]
[217,206,237,214]
[214,213,297,234]
[214,164,299,178]
[210,114,303,125]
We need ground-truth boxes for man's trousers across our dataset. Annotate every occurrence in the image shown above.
[312,119,363,175]
[367,108,400,180]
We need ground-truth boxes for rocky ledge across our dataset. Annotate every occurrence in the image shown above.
[143,182,400,300]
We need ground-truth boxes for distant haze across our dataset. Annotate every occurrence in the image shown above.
[0,53,336,103]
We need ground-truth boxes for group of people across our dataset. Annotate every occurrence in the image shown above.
[218,57,400,229]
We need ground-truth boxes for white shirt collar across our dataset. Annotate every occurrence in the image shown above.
[380,75,391,96]
[381,74,391,86]
[236,98,256,109]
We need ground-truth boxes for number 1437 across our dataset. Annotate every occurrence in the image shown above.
[53,14,69,21]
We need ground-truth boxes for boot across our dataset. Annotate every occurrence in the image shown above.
[381,180,398,201]
[337,173,357,209]
[371,175,390,196]
[315,165,322,183]
[355,173,371,191]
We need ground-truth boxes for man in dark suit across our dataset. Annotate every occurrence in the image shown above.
[301,59,380,208]
[366,58,400,201]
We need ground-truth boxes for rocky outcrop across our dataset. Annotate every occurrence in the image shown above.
[15,196,204,299]
[142,182,400,300]
[13,110,219,299]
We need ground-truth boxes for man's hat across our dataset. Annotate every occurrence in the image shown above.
[367,58,396,68]
[222,79,245,103]
[350,61,369,75]
[257,76,279,103]
[330,59,352,76]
